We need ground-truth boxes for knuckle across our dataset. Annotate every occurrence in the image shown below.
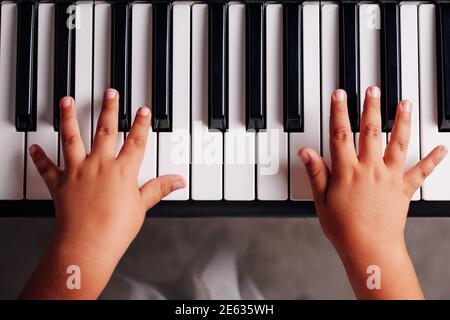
[306,163,322,179]
[396,140,409,153]
[128,135,146,148]
[419,165,430,179]
[332,127,352,142]
[364,124,380,138]
[96,125,116,137]
[62,133,79,146]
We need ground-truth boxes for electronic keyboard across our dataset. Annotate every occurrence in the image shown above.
[1,0,450,217]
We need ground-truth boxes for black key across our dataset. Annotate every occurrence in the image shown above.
[111,1,132,132]
[54,0,75,132]
[380,2,400,133]
[152,1,172,132]
[339,1,359,132]
[16,1,38,132]
[208,2,228,131]
[436,2,450,131]
[246,1,265,131]
[283,1,303,132]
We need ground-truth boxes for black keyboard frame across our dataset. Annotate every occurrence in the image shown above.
[1,0,449,218]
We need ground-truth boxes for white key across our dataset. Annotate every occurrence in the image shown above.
[93,4,124,157]
[356,4,387,155]
[131,3,157,186]
[257,4,288,200]
[26,4,58,199]
[398,3,420,200]
[191,4,223,200]
[224,4,255,201]
[419,4,449,200]
[290,3,321,200]
[0,3,24,199]
[158,4,191,200]
[75,3,93,151]
[320,4,339,168]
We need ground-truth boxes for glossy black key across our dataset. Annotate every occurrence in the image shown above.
[380,2,400,133]
[16,1,38,132]
[339,1,359,132]
[208,2,228,131]
[436,2,450,131]
[283,1,302,132]
[246,1,265,131]
[111,1,132,132]
[53,0,75,131]
[152,1,172,132]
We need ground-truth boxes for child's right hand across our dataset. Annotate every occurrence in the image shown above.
[299,86,447,299]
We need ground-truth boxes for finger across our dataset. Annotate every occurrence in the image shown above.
[140,175,186,209]
[384,100,412,169]
[329,89,358,169]
[91,89,119,159]
[118,107,151,170]
[29,144,60,191]
[298,148,330,204]
[404,145,448,197]
[59,96,86,168]
[358,86,382,163]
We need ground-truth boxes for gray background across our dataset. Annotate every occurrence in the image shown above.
[0,217,449,299]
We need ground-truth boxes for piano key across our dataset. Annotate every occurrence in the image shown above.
[339,1,359,132]
[192,4,223,200]
[131,3,157,186]
[246,2,265,131]
[257,4,288,201]
[321,4,339,168]
[111,1,132,132]
[225,4,255,201]
[283,1,303,132]
[53,0,75,132]
[356,4,387,156]
[208,2,228,131]
[419,4,450,200]
[15,1,37,132]
[27,3,58,200]
[290,2,320,201]
[158,4,190,201]
[152,1,172,132]
[397,3,420,200]
[380,2,400,133]
[436,2,450,131]
[75,2,93,151]
[0,3,25,199]
[93,3,124,158]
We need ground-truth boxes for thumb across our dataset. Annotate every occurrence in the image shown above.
[298,148,330,204]
[140,174,186,209]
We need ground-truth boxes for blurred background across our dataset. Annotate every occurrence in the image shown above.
[0,217,450,299]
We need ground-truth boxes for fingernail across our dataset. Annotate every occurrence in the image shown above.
[298,151,310,164]
[104,88,118,100]
[172,179,186,191]
[368,86,380,97]
[440,145,448,157]
[61,97,72,108]
[139,106,150,117]
[401,101,412,113]
[333,89,347,102]
[29,145,38,156]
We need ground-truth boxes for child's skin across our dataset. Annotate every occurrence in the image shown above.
[299,86,447,299]
[20,86,446,300]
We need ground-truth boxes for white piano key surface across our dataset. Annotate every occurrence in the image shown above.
[131,3,157,187]
[0,3,25,200]
[290,3,321,201]
[191,4,223,200]
[258,4,288,201]
[224,4,256,201]
[158,4,191,201]
[26,4,58,200]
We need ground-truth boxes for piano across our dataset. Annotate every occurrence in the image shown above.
[1,0,450,217]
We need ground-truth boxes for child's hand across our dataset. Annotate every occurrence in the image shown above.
[299,86,447,299]
[21,89,185,299]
